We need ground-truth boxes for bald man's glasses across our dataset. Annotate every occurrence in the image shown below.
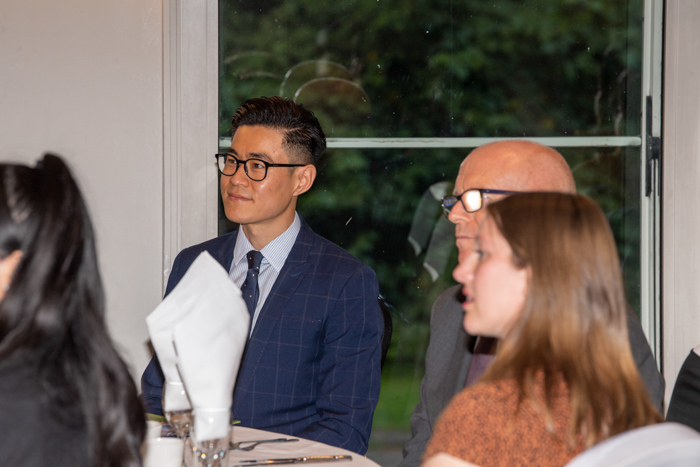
[441,188,523,216]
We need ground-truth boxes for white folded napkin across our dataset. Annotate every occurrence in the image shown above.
[146,257,205,412]
[171,252,250,442]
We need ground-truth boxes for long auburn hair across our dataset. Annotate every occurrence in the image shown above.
[480,192,661,447]
[0,154,145,466]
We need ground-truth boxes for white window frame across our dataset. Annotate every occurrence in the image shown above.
[167,0,665,361]
[640,0,664,363]
[163,0,220,295]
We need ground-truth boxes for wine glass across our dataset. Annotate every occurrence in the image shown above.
[162,381,193,465]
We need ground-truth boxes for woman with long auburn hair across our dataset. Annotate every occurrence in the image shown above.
[0,154,145,466]
[423,192,662,467]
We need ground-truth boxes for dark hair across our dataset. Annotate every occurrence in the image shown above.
[231,96,327,165]
[482,193,661,447]
[0,154,145,466]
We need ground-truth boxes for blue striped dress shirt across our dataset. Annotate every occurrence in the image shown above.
[229,213,301,332]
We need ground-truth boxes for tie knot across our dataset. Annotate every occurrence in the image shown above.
[246,250,263,270]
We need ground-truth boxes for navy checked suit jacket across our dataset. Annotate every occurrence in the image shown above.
[141,218,383,455]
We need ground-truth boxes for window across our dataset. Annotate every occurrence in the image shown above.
[218,0,656,463]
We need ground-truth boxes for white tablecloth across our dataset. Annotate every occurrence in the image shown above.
[185,426,380,467]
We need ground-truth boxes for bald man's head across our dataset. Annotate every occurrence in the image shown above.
[458,140,576,193]
[448,140,576,261]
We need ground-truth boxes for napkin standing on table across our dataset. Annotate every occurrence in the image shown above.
[145,255,207,412]
[172,252,250,442]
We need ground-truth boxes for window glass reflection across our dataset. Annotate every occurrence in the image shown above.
[220,0,642,138]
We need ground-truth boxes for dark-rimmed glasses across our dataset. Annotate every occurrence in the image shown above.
[215,153,305,181]
[441,188,524,216]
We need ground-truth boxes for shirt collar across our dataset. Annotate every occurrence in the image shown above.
[233,212,301,273]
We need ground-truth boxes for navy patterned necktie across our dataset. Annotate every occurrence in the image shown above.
[241,250,263,321]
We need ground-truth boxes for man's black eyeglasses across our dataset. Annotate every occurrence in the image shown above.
[215,153,305,182]
[441,188,524,216]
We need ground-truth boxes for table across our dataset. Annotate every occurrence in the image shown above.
[185,426,380,467]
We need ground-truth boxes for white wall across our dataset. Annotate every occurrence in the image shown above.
[662,0,700,404]
[0,0,164,379]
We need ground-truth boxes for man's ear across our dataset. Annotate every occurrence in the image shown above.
[293,164,317,196]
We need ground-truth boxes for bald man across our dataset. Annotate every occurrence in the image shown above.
[399,140,665,467]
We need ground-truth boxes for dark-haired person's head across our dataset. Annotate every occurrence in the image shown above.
[231,96,326,165]
[0,154,144,466]
[0,156,101,349]
[452,192,661,448]
[220,96,324,248]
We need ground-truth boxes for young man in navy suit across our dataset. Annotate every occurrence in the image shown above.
[141,97,383,455]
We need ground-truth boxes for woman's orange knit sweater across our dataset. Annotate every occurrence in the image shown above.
[424,377,587,467]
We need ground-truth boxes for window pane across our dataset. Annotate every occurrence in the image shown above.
[215,144,641,460]
[220,0,642,138]
[218,1,644,464]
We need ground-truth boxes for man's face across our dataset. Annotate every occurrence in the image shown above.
[448,155,517,263]
[220,125,305,235]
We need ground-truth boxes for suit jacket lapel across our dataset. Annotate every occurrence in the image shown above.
[210,232,237,270]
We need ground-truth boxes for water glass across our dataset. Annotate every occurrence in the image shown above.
[143,437,185,467]
[191,409,231,467]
